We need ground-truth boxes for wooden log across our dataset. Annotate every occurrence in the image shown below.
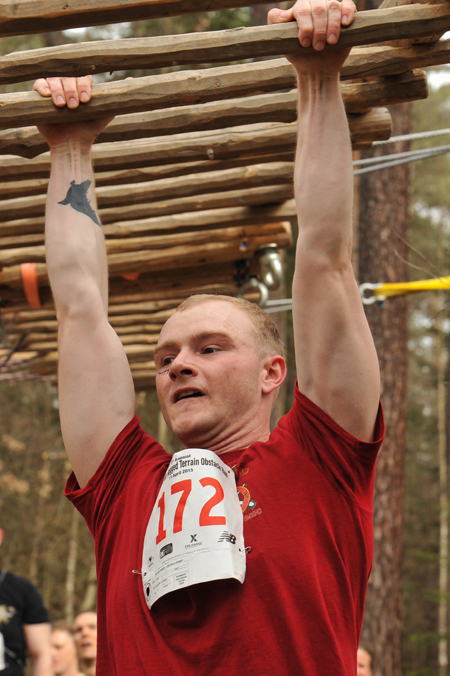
[1,1,447,131]
[0,0,297,37]
[1,197,298,243]
[345,39,450,79]
[379,0,446,44]
[0,91,298,159]
[0,109,391,183]
[0,60,296,131]
[104,205,296,238]
[23,334,161,352]
[97,230,291,277]
[0,154,291,195]
[0,121,298,181]
[0,162,294,221]
[11,184,294,229]
[0,219,292,284]
[1,261,243,302]
[0,255,251,298]
[15,234,291,291]
[0,183,295,239]
[1,4,449,78]
[0,71,426,159]
[0,220,290,267]
[2,298,179,324]
[0,263,246,316]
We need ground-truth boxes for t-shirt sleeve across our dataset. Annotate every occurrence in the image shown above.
[20,579,49,625]
[65,414,170,536]
[278,382,385,510]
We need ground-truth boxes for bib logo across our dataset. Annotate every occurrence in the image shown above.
[235,469,263,523]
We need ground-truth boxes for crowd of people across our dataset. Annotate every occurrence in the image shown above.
[0,525,96,676]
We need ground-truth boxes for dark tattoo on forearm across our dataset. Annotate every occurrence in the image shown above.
[58,180,101,226]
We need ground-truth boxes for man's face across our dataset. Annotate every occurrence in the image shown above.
[357,648,373,676]
[51,630,77,676]
[72,612,97,662]
[155,300,269,452]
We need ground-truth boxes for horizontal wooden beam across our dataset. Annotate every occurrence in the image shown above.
[0,22,442,134]
[0,0,279,37]
[0,59,295,131]
[0,221,290,268]
[344,38,450,78]
[0,70,426,159]
[0,90,296,159]
[1,3,450,76]
[0,220,292,284]
[0,183,294,237]
[0,154,291,195]
[0,161,294,221]
[1,195,298,243]
[0,266,243,313]
[0,109,392,182]
[0,261,249,310]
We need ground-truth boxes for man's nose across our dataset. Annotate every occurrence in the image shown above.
[168,353,196,381]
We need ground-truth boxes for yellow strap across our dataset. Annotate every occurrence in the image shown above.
[374,276,450,299]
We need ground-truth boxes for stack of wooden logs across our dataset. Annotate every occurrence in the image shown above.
[0,0,449,388]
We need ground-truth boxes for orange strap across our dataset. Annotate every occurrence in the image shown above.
[121,273,140,281]
[20,263,42,309]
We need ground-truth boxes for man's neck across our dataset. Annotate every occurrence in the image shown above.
[59,665,83,676]
[79,658,96,676]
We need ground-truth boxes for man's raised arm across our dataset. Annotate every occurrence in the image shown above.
[35,77,135,487]
[269,1,380,441]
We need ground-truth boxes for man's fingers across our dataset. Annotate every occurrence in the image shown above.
[33,76,94,108]
[293,1,315,48]
[341,0,357,26]
[326,0,343,45]
[33,79,51,96]
[278,0,357,52]
[267,7,294,24]
[310,0,329,51]
[61,78,83,109]
[76,75,94,104]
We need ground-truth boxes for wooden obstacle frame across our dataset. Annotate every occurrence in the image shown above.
[0,0,448,388]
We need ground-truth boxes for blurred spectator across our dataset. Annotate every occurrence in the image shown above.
[72,612,97,676]
[0,527,52,676]
[51,621,83,676]
[357,646,373,676]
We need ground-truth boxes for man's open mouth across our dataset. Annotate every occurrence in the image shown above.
[175,389,204,403]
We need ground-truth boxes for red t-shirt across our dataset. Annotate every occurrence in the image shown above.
[66,385,384,676]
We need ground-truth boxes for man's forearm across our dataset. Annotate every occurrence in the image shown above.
[294,68,354,265]
[45,142,108,318]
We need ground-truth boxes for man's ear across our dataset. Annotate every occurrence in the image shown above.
[0,529,4,547]
[261,355,287,394]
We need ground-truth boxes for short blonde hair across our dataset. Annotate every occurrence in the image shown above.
[175,294,285,359]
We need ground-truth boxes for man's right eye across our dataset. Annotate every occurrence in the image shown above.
[162,356,174,366]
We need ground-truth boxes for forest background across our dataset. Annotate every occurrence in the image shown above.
[0,3,449,675]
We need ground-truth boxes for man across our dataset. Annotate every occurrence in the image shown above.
[357,646,373,676]
[51,621,84,676]
[0,529,52,676]
[72,613,97,676]
[33,0,384,673]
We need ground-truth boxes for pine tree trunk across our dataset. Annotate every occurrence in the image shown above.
[435,294,449,675]
[358,102,411,676]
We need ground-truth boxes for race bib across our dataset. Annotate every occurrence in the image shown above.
[142,448,246,608]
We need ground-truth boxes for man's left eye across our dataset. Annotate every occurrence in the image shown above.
[203,347,217,354]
